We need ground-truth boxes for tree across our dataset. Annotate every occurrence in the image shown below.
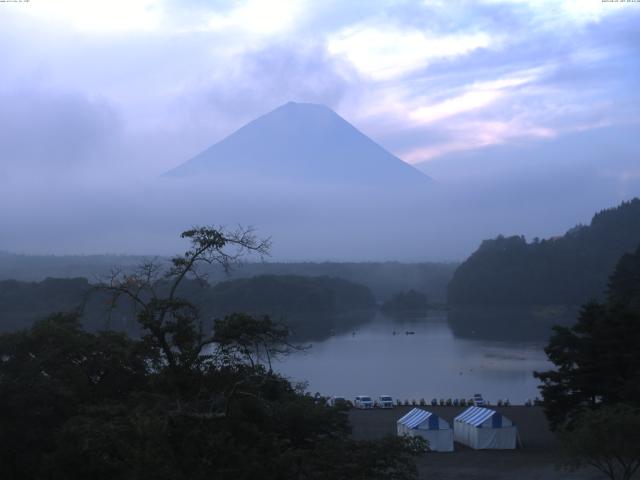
[381,290,428,315]
[0,226,426,480]
[302,435,428,480]
[102,225,270,371]
[559,405,640,480]
[607,245,640,311]
[212,313,297,370]
[534,244,640,429]
[0,313,149,480]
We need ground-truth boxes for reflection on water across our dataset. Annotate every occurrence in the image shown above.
[448,306,577,342]
[285,308,376,342]
[275,312,555,404]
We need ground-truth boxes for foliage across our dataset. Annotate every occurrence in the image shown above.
[0,277,90,331]
[0,274,376,340]
[381,289,428,315]
[0,254,457,305]
[0,313,150,479]
[534,244,640,429]
[212,313,296,370]
[448,198,640,306]
[559,405,640,480]
[209,274,375,316]
[302,435,428,480]
[207,274,376,339]
[608,245,640,311]
[0,226,424,480]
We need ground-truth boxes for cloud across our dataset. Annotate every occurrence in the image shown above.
[408,67,551,124]
[343,64,557,163]
[0,87,121,179]
[203,0,308,36]
[139,41,359,173]
[181,42,354,117]
[327,24,492,80]
[336,0,639,163]
[0,0,638,179]
[17,0,162,33]
[479,0,629,27]
[401,118,556,163]
[12,0,311,40]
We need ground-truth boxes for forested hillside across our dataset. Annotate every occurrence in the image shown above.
[0,277,90,331]
[0,255,455,303]
[208,275,374,315]
[206,275,376,339]
[448,198,640,306]
[0,274,376,340]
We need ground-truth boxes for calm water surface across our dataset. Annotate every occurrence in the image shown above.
[275,312,552,404]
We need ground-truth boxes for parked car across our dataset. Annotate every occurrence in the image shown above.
[354,395,374,409]
[375,395,394,408]
[328,396,348,407]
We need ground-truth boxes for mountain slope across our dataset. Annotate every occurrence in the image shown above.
[165,101,430,186]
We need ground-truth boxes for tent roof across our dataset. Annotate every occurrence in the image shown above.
[455,406,499,427]
[397,408,435,429]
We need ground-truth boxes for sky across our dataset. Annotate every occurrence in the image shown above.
[0,0,639,260]
[1,0,638,182]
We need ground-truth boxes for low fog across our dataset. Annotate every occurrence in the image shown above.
[2,125,639,262]
[2,99,638,262]
[1,96,639,261]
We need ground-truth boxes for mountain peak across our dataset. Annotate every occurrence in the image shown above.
[280,100,326,109]
[165,102,430,186]
[250,101,342,129]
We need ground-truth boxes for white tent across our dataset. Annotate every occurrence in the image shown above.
[396,408,454,452]
[453,406,517,450]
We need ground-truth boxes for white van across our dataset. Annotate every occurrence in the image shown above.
[354,395,374,409]
[375,395,394,408]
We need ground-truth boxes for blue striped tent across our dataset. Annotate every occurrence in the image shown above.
[397,408,453,452]
[454,406,517,449]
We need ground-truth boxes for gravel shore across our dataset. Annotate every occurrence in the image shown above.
[348,406,603,480]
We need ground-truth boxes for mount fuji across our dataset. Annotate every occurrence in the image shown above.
[166,101,430,188]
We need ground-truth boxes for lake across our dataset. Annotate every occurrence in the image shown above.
[275,312,553,404]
